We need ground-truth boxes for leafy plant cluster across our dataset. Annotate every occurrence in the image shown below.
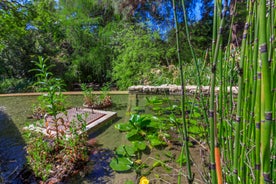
[0,0,220,92]
[110,113,171,175]
[110,96,207,181]
[81,83,112,108]
[24,57,89,182]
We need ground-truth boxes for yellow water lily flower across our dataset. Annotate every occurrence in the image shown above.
[134,159,142,165]
[139,176,149,184]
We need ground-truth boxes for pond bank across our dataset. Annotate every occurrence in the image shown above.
[0,84,239,97]
[129,84,238,95]
[0,91,128,97]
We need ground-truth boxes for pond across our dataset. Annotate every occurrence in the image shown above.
[0,94,206,184]
[0,94,144,183]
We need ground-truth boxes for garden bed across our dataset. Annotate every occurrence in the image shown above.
[24,108,117,137]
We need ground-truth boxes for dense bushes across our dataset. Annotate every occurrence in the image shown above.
[0,0,217,93]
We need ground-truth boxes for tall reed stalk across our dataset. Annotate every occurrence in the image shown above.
[180,0,209,126]
[258,0,273,183]
[172,1,193,183]
[171,0,275,183]
[208,0,227,182]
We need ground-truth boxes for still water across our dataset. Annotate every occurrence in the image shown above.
[0,94,145,184]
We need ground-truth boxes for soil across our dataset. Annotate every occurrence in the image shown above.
[139,130,209,184]
[42,108,106,136]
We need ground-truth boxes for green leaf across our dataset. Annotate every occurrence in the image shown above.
[115,123,132,131]
[152,161,162,168]
[116,145,137,156]
[189,126,202,135]
[132,141,147,150]
[109,157,133,172]
[134,118,151,129]
[129,114,140,124]
[147,120,160,129]
[124,181,134,184]
[126,129,139,139]
[176,155,187,164]
[147,135,165,147]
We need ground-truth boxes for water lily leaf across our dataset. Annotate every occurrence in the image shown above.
[135,119,151,129]
[110,157,133,172]
[147,135,164,146]
[132,141,147,150]
[147,121,160,129]
[129,114,140,123]
[150,138,164,146]
[126,129,139,140]
[115,123,132,131]
[116,145,137,156]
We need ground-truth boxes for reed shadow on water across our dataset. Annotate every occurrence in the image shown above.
[0,108,26,183]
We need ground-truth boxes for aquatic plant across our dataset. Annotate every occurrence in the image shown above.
[110,113,171,174]
[139,176,149,184]
[81,83,112,109]
[25,56,89,182]
[171,0,275,183]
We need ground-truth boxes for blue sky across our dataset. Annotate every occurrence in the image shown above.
[135,0,203,39]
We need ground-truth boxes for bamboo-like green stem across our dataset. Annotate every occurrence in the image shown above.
[233,15,250,184]
[240,2,254,181]
[180,0,209,125]
[255,60,261,184]
[251,3,260,183]
[172,1,193,183]
[258,0,273,183]
[211,0,218,59]
[209,2,226,183]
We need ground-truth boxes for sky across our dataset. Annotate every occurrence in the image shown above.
[23,0,204,39]
[134,0,203,39]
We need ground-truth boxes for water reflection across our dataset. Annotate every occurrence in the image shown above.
[0,108,26,183]
[0,94,149,183]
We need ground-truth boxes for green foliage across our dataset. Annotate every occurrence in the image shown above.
[59,0,117,84]
[81,83,112,107]
[111,24,166,89]
[111,96,207,178]
[0,78,33,93]
[81,83,95,106]
[0,1,31,50]
[25,117,89,182]
[111,113,170,173]
[25,56,89,182]
[30,56,65,117]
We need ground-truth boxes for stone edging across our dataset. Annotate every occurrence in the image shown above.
[128,85,239,95]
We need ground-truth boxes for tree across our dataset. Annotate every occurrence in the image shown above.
[111,23,166,89]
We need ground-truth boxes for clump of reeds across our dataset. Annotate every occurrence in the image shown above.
[172,0,275,183]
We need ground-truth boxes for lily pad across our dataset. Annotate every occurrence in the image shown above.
[116,145,137,156]
[132,141,147,150]
[110,157,133,172]
[115,123,133,131]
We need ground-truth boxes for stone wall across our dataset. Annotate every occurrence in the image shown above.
[128,84,238,95]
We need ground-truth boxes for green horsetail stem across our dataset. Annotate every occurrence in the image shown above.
[233,15,250,184]
[172,0,193,183]
[255,58,261,184]
[258,0,273,183]
[252,3,260,183]
[240,1,255,182]
[211,0,218,59]
[180,0,209,125]
[209,1,226,183]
